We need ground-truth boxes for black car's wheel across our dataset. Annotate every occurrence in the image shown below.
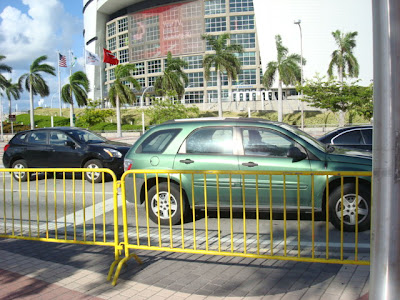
[83,159,103,183]
[329,183,371,232]
[11,159,28,182]
[147,182,187,226]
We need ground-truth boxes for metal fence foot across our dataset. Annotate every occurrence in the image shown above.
[109,253,143,286]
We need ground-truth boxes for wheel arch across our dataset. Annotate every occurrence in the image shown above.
[141,176,189,206]
[321,176,372,212]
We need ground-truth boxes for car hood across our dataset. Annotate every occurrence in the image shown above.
[326,146,372,165]
[87,141,131,154]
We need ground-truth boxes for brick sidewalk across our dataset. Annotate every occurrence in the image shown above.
[0,239,369,299]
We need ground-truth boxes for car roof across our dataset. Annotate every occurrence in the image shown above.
[318,125,373,142]
[15,127,86,134]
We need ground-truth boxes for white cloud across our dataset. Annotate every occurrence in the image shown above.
[0,0,81,69]
[0,0,83,111]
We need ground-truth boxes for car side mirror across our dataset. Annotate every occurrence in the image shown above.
[288,146,307,162]
[64,141,75,148]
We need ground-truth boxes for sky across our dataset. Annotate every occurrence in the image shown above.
[0,0,373,113]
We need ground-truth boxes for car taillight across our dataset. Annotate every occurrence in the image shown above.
[4,144,9,152]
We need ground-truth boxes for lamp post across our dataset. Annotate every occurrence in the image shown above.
[294,19,304,130]
[141,85,153,108]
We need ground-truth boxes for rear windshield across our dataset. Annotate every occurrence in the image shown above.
[136,129,181,154]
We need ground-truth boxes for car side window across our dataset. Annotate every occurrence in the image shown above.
[49,131,73,146]
[185,127,233,155]
[136,129,181,154]
[28,132,47,144]
[333,130,363,145]
[361,129,373,144]
[242,128,294,157]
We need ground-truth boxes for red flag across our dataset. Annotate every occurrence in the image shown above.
[103,48,119,65]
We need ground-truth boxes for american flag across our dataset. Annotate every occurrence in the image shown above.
[59,53,67,67]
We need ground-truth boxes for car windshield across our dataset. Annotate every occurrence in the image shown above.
[66,130,106,144]
[280,124,326,151]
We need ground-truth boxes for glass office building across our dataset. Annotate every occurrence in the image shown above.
[83,0,273,108]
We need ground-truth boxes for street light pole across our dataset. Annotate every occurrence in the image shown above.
[141,85,153,108]
[294,19,304,130]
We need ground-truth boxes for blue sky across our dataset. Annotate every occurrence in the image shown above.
[0,0,84,111]
[0,0,373,113]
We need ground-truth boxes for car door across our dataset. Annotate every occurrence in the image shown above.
[25,131,51,167]
[173,126,242,207]
[238,127,312,210]
[47,131,82,168]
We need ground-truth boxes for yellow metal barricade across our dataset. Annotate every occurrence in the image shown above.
[111,169,372,285]
[0,168,122,270]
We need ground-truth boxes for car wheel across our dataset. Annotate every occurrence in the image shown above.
[329,183,371,232]
[147,182,187,226]
[83,159,103,183]
[11,159,28,182]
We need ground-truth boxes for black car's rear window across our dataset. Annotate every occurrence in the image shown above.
[11,132,28,144]
[136,129,181,154]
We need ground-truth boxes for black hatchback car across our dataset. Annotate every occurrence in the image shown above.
[318,125,373,151]
[3,127,131,182]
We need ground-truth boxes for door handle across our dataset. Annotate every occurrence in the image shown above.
[180,159,194,164]
[242,161,258,167]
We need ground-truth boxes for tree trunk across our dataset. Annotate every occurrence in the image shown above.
[116,96,122,137]
[69,102,75,127]
[217,69,223,118]
[278,80,283,122]
[338,67,345,127]
[29,79,35,129]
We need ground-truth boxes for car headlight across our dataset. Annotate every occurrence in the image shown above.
[104,148,122,158]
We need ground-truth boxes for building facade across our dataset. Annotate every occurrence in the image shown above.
[83,0,296,110]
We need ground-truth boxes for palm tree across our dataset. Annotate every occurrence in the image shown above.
[0,55,12,89]
[328,30,359,126]
[262,35,303,122]
[61,71,90,127]
[155,51,188,100]
[4,79,21,116]
[19,55,56,129]
[202,33,243,117]
[108,64,141,137]
[328,30,359,82]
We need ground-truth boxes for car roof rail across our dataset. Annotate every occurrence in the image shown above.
[163,117,274,124]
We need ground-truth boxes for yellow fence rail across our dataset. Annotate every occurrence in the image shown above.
[0,168,372,286]
[0,168,121,267]
[111,169,372,285]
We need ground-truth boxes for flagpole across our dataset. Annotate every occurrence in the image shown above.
[99,45,104,108]
[57,50,62,117]
[69,49,74,126]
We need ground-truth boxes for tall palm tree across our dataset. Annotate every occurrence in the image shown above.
[328,30,359,126]
[155,51,188,100]
[19,55,56,129]
[4,78,21,115]
[108,64,141,137]
[328,30,359,82]
[0,55,12,89]
[202,33,243,117]
[262,35,303,122]
[61,71,90,127]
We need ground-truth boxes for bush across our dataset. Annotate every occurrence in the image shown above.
[1,122,30,133]
[15,114,70,127]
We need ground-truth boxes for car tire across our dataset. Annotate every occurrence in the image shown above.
[147,182,187,226]
[329,183,371,232]
[11,159,29,182]
[83,159,103,183]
